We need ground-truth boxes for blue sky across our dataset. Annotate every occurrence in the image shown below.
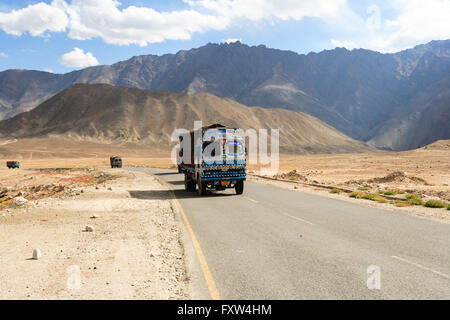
[0,0,449,73]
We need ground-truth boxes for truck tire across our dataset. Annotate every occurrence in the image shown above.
[235,181,244,195]
[197,178,206,196]
[185,174,195,191]
[184,174,191,191]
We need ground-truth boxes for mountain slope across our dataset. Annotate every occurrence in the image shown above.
[0,84,373,154]
[0,40,448,150]
[367,75,450,150]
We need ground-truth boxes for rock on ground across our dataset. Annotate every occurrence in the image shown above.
[32,248,42,260]
[13,196,28,207]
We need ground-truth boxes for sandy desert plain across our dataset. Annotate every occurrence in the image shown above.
[1,137,449,218]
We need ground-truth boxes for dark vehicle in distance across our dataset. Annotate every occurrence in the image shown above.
[6,161,20,169]
[110,156,122,168]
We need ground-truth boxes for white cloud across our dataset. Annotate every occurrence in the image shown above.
[59,47,99,68]
[223,38,242,44]
[0,0,349,46]
[0,0,448,52]
[187,0,347,22]
[0,0,68,36]
[330,39,358,50]
[64,0,228,46]
[367,0,450,52]
[64,0,350,46]
[0,52,7,58]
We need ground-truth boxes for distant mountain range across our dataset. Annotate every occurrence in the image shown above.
[0,84,374,154]
[0,40,449,150]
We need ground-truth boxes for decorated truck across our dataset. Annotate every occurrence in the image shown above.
[178,124,246,196]
[6,161,20,169]
[110,156,122,168]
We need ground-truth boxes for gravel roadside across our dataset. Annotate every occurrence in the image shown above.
[0,168,189,299]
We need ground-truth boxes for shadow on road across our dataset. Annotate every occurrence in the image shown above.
[128,189,235,200]
[168,180,185,186]
[129,190,172,200]
[153,172,179,176]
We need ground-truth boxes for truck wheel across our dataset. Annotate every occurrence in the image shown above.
[185,174,195,191]
[197,178,206,196]
[235,181,244,195]
[184,174,191,191]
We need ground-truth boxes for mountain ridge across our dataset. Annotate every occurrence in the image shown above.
[0,40,449,150]
[0,83,374,154]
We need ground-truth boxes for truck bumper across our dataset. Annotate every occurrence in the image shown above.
[200,176,246,181]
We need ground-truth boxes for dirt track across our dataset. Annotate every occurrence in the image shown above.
[0,169,188,299]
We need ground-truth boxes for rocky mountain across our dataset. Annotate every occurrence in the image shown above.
[0,84,373,154]
[0,40,449,150]
[367,74,450,150]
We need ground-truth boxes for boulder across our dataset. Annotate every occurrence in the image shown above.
[13,196,28,207]
[32,248,42,260]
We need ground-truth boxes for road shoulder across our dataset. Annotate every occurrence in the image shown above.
[0,168,189,299]
[248,175,450,224]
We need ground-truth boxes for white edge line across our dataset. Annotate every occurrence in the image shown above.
[282,212,314,225]
[391,255,449,279]
[244,196,259,203]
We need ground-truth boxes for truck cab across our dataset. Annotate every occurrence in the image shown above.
[179,124,246,196]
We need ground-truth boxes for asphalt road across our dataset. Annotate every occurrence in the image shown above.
[129,168,449,299]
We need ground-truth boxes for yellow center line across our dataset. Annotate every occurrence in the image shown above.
[158,176,221,300]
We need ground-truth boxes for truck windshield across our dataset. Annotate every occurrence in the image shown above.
[202,141,221,157]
